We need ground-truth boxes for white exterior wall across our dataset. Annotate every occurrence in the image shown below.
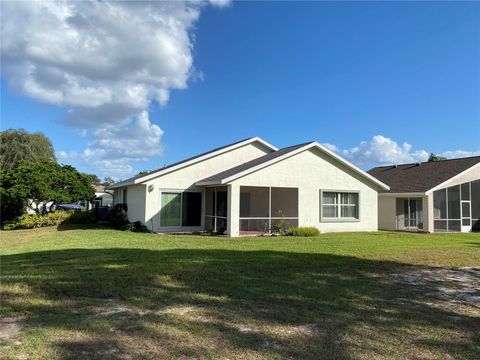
[377,195,430,232]
[229,148,381,235]
[378,196,397,230]
[125,185,146,223]
[143,143,272,231]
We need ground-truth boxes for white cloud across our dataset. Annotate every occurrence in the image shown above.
[324,135,480,168]
[1,0,228,177]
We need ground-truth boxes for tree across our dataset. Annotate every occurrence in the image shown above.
[135,170,150,177]
[428,153,447,162]
[85,174,101,185]
[0,128,56,171]
[102,176,116,187]
[0,161,95,221]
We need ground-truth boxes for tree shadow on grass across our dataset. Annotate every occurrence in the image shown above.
[2,248,479,359]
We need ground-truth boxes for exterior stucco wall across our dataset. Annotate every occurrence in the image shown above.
[378,196,397,230]
[125,185,146,223]
[143,142,273,231]
[229,148,381,234]
[377,195,430,232]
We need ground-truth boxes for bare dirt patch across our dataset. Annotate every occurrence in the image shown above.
[0,316,26,340]
[392,267,480,315]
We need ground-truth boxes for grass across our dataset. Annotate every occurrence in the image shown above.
[1,225,479,359]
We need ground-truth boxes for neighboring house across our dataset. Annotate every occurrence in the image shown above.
[92,185,113,208]
[368,157,480,233]
[109,137,388,236]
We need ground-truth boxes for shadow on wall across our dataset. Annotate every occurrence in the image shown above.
[2,249,479,359]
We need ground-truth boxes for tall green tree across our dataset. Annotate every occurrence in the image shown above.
[0,128,56,171]
[0,161,95,220]
[428,153,447,162]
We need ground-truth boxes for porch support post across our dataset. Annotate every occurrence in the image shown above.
[426,194,434,233]
[227,184,240,237]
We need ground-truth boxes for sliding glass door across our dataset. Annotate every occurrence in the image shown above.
[160,192,202,228]
[403,198,423,229]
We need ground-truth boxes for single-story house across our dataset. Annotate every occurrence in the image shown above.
[109,137,389,236]
[368,157,480,233]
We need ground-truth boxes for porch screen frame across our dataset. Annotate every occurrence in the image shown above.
[239,186,299,233]
[204,186,228,233]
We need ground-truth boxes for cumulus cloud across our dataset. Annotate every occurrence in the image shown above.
[1,0,228,177]
[324,135,480,168]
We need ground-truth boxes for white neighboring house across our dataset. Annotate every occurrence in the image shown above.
[92,185,113,208]
[368,157,480,233]
[109,137,389,236]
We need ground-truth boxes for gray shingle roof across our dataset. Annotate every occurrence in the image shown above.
[196,142,314,184]
[367,156,480,193]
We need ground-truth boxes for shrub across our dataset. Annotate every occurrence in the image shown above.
[2,210,98,230]
[106,204,130,230]
[3,211,71,230]
[286,227,320,237]
[131,221,151,233]
[64,210,97,224]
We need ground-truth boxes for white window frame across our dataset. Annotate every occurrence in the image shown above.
[320,190,360,222]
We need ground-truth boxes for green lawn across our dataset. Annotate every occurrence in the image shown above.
[1,226,479,359]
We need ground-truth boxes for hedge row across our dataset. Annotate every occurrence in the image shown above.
[2,210,96,230]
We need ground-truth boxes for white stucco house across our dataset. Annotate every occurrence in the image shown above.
[109,137,389,236]
[368,157,480,233]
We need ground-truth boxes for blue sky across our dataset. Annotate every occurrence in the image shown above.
[1,1,479,179]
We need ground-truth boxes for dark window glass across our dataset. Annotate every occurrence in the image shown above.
[160,192,181,227]
[472,181,480,219]
[271,187,298,217]
[473,219,480,231]
[448,220,461,232]
[433,189,447,219]
[434,220,447,232]
[461,183,470,201]
[182,192,202,227]
[462,202,470,218]
[447,186,460,219]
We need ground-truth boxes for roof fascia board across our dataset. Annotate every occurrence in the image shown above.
[425,162,480,194]
[130,137,277,185]
[378,192,426,197]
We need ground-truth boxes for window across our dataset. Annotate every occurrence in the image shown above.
[321,191,359,220]
[160,192,202,227]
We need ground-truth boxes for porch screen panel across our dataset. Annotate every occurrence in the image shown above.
[182,192,202,227]
[160,193,181,226]
[205,188,214,216]
[215,186,228,218]
[472,180,480,231]
[433,189,447,219]
[271,187,298,217]
[240,187,269,217]
[461,183,470,201]
[447,186,461,220]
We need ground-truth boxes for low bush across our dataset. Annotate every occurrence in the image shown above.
[64,210,97,224]
[2,210,98,230]
[106,204,130,230]
[286,227,320,237]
